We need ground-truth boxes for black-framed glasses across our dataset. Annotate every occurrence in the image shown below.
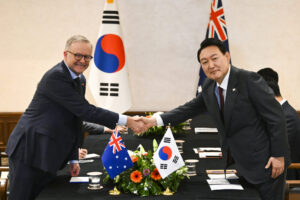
[67,51,93,61]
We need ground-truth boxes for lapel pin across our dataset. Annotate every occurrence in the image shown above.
[232,88,236,92]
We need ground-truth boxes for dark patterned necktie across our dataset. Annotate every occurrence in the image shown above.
[74,77,82,95]
[218,86,224,121]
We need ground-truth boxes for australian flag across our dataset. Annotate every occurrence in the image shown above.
[101,129,133,179]
[197,0,230,95]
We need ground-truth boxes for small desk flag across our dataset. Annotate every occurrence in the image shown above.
[197,0,230,95]
[88,0,132,113]
[101,129,133,179]
[153,128,185,179]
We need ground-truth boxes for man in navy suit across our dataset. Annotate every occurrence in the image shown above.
[142,38,290,200]
[6,35,144,200]
[258,67,300,180]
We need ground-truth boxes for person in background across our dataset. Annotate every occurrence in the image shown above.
[258,67,300,180]
[5,35,145,200]
[141,38,290,200]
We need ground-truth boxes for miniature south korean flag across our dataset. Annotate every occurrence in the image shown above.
[153,128,185,179]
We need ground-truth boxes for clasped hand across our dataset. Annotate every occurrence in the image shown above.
[126,116,157,134]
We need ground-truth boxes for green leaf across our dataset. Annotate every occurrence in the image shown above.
[153,139,158,152]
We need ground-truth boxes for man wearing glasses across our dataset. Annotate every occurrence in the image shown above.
[6,35,145,200]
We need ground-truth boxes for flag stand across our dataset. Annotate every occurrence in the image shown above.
[109,186,121,195]
[166,123,171,129]
[162,187,174,196]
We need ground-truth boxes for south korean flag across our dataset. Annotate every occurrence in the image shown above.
[153,128,185,179]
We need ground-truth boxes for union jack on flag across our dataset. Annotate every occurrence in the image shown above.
[109,129,126,154]
[101,129,133,179]
[197,0,230,95]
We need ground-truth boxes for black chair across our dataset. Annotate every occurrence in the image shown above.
[285,163,300,200]
[0,166,9,200]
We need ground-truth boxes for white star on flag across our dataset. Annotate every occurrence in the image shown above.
[153,128,185,179]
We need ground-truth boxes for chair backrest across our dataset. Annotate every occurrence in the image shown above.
[0,178,7,200]
[0,167,9,200]
[285,163,300,200]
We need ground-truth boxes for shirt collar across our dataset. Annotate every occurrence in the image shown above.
[279,99,287,105]
[216,66,231,90]
[64,60,82,80]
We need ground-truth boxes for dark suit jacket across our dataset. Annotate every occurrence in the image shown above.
[6,61,119,174]
[78,122,106,147]
[83,122,105,135]
[161,66,290,184]
[282,101,300,179]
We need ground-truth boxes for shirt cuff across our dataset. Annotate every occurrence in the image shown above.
[118,114,127,126]
[154,114,164,127]
[69,160,79,164]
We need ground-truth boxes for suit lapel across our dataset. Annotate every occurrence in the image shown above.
[224,67,239,132]
[61,61,86,96]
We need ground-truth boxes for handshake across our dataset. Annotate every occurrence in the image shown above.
[126,116,158,134]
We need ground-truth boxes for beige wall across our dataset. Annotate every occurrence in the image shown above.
[0,0,299,112]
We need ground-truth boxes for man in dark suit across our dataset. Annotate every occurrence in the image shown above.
[258,68,300,180]
[142,38,290,200]
[6,35,144,200]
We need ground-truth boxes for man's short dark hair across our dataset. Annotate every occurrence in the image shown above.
[197,38,227,63]
[257,68,279,83]
[266,80,281,97]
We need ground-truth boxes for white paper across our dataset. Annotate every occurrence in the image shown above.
[198,147,221,152]
[209,184,244,190]
[70,177,89,183]
[82,153,100,159]
[199,152,222,158]
[207,179,230,185]
[195,127,218,133]
[0,172,8,179]
[78,159,94,164]
[208,174,239,180]
[193,148,198,153]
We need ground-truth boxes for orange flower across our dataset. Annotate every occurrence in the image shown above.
[130,155,138,163]
[130,170,143,183]
[151,168,162,181]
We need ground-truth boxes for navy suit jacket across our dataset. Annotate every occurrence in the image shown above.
[6,61,119,174]
[282,101,300,179]
[161,66,290,184]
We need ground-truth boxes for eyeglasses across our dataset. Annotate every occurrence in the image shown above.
[66,51,93,61]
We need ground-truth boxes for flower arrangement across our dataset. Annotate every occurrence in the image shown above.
[103,140,189,196]
[137,112,188,137]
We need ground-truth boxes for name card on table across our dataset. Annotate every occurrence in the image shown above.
[199,152,222,158]
[206,169,243,191]
[209,184,244,191]
[193,147,221,154]
[206,169,238,179]
[70,177,89,183]
[194,127,218,134]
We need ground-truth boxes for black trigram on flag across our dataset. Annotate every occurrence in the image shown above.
[160,164,168,170]
[173,155,179,164]
[102,10,119,24]
[100,83,119,97]
[163,137,171,143]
